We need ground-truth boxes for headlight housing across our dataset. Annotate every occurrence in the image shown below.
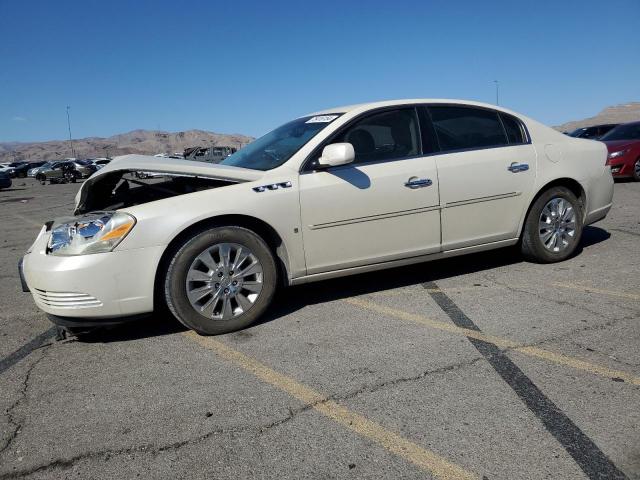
[608,149,629,160]
[47,212,136,256]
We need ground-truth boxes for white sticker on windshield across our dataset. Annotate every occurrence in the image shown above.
[306,115,339,124]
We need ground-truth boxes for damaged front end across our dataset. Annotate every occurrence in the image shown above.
[75,170,235,214]
[74,155,264,214]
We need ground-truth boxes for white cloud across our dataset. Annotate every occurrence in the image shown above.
[12,116,28,122]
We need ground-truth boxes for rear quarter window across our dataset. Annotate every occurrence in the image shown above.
[500,113,527,144]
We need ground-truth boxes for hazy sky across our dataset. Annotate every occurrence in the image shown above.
[1,0,639,142]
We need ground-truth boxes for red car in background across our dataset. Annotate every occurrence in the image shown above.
[601,120,640,180]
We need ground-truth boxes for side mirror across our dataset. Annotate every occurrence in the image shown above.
[318,143,355,168]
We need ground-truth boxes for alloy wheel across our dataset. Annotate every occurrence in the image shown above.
[538,197,577,252]
[185,242,263,320]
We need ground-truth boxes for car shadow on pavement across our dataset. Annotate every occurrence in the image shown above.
[73,225,610,342]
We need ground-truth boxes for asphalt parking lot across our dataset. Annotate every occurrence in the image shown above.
[1,177,639,479]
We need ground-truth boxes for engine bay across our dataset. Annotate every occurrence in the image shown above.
[75,170,235,214]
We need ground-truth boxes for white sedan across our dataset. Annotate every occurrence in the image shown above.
[21,99,613,335]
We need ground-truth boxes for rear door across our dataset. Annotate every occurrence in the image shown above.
[425,105,537,250]
[299,107,441,274]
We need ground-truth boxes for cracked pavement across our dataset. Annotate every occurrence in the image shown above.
[1,178,639,479]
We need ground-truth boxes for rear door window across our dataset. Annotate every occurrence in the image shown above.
[428,106,508,152]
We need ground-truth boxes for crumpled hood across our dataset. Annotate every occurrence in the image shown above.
[75,154,264,209]
[95,154,264,182]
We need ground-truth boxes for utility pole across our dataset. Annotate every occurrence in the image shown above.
[493,80,499,106]
[66,106,76,158]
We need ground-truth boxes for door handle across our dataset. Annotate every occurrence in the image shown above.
[404,177,433,189]
[508,162,529,173]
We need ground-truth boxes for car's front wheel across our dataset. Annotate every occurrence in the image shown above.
[164,226,277,335]
[521,186,583,263]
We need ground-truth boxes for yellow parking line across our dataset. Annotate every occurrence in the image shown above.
[183,331,477,480]
[551,282,640,301]
[345,297,640,386]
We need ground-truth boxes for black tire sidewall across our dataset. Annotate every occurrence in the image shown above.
[164,226,277,335]
[633,159,640,181]
[521,187,583,263]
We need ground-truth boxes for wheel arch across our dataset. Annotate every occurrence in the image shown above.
[519,177,587,238]
[153,214,291,309]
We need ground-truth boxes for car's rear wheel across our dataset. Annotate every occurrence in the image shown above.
[521,186,583,263]
[164,226,277,335]
[63,170,76,183]
[633,158,640,181]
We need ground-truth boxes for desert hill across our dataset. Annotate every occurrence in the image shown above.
[0,129,254,163]
[555,102,640,132]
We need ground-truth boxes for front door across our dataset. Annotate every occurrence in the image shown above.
[299,108,441,275]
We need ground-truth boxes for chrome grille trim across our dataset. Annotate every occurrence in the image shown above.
[32,289,103,308]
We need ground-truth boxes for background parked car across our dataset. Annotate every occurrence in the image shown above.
[35,160,97,184]
[92,158,111,170]
[0,171,11,189]
[28,161,58,177]
[12,161,45,178]
[568,123,619,139]
[0,163,15,176]
[601,120,640,180]
[5,161,30,177]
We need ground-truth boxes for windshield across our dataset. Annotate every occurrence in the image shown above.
[569,128,587,137]
[601,123,640,141]
[221,114,342,170]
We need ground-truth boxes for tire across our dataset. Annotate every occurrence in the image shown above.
[521,186,583,263]
[36,174,46,185]
[633,158,640,182]
[164,226,277,335]
[63,171,75,183]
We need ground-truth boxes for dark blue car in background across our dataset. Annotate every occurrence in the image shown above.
[0,171,12,189]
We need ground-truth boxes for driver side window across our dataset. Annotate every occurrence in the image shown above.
[334,108,420,164]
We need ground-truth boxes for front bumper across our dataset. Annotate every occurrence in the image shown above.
[608,155,635,177]
[22,231,165,320]
[609,163,629,177]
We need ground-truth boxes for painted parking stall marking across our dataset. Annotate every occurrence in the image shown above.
[422,281,627,480]
[344,298,640,386]
[183,330,477,480]
[551,282,640,301]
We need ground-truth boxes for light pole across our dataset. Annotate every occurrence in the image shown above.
[493,80,499,106]
[66,106,76,158]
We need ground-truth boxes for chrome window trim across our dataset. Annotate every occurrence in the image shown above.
[300,102,532,174]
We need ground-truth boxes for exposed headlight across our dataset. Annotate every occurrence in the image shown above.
[608,149,629,160]
[47,212,135,256]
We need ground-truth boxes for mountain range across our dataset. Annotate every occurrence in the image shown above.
[554,102,640,132]
[0,130,254,163]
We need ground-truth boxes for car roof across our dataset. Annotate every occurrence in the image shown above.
[308,98,521,116]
